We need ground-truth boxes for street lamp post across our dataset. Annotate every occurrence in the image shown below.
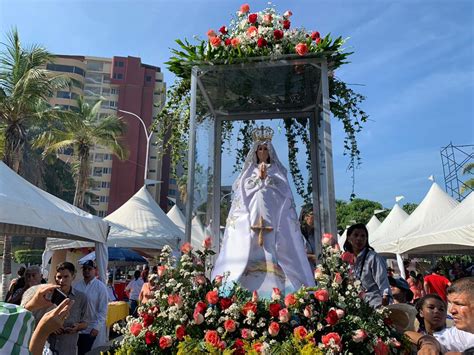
[117,109,153,184]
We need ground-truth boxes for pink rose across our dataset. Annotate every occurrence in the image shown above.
[204,330,221,347]
[268,321,280,336]
[240,3,250,14]
[241,301,257,316]
[271,288,281,301]
[224,319,237,332]
[314,289,329,302]
[334,272,343,284]
[273,30,284,40]
[231,38,241,47]
[263,14,273,24]
[279,308,290,323]
[180,242,192,253]
[253,342,263,353]
[130,322,142,336]
[159,335,172,349]
[336,308,345,319]
[167,294,183,308]
[252,290,259,302]
[284,293,297,307]
[374,338,389,355]
[195,274,206,285]
[206,290,219,304]
[293,326,308,339]
[193,310,204,324]
[295,43,308,56]
[202,236,212,249]
[311,31,320,40]
[332,243,341,252]
[322,233,333,245]
[246,26,258,37]
[341,251,355,265]
[241,328,252,339]
[314,267,324,279]
[352,329,367,343]
[210,36,222,48]
[157,265,166,277]
[214,275,223,285]
[303,306,312,318]
[248,13,258,24]
[207,29,216,38]
[283,10,293,18]
[321,332,342,348]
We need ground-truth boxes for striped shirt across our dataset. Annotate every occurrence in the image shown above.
[0,302,35,355]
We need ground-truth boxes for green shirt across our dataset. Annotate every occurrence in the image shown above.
[0,302,35,355]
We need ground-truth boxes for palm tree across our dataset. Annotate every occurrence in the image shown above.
[461,162,474,194]
[35,97,128,209]
[0,29,68,296]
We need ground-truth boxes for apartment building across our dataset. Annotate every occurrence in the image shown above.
[47,54,176,215]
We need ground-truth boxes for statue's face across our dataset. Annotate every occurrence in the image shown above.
[257,144,269,163]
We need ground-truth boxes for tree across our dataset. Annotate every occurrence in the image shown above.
[402,202,418,215]
[461,162,474,194]
[35,97,128,208]
[336,198,384,232]
[0,29,67,295]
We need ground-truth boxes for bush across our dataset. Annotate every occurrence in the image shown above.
[13,249,43,265]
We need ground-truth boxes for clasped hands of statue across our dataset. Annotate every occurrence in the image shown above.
[258,162,268,180]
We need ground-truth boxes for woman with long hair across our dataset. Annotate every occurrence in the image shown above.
[343,223,392,308]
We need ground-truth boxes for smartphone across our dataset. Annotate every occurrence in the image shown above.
[50,288,68,306]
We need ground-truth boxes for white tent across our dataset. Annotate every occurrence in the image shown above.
[398,192,474,255]
[0,161,109,286]
[370,204,409,248]
[45,186,184,258]
[374,183,458,256]
[166,205,207,249]
[366,215,382,235]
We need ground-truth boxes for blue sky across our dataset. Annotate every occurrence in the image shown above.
[1,0,473,208]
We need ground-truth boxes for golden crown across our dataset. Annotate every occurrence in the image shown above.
[251,126,274,142]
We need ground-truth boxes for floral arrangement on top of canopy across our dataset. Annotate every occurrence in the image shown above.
[112,236,407,354]
[155,3,369,202]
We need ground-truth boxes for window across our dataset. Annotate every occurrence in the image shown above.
[146,75,152,82]
[94,153,104,162]
[169,189,176,196]
[150,156,157,160]
[101,88,110,95]
[85,72,103,84]
[103,74,111,83]
[46,64,85,76]
[109,101,118,108]
[93,167,103,177]
[113,73,123,80]
[103,167,112,174]
[149,169,156,173]
[91,181,101,190]
[169,178,176,185]
[101,181,111,188]
[111,88,120,95]
[71,80,84,90]
[56,91,71,99]
[98,211,106,217]
[155,78,163,82]
[84,85,101,96]
[86,61,103,71]
[115,61,124,67]
[99,196,108,203]
[100,101,110,109]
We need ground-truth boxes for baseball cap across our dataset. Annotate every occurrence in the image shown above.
[82,260,96,269]
[389,276,414,302]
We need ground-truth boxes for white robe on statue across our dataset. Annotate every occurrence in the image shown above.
[212,140,315,297]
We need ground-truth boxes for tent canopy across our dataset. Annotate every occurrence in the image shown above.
[374,183,458,255]
[167,205,206,249]
[0,161,108,242]
[398,192,474,255]
[370,204,409,248]
[366,215,382,235]
[46,186,184,251]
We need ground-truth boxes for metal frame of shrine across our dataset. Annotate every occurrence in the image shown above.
[184,54,337,261]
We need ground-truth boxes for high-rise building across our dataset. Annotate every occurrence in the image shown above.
[46,54,173,215]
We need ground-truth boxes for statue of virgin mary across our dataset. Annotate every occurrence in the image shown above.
[212,126,315,297]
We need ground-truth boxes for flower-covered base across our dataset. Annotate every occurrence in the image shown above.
[113,236,406,354]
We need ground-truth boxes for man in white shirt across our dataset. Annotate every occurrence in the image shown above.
[75,260,108,355]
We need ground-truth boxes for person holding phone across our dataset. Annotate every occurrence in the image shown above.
[48,262,88,355]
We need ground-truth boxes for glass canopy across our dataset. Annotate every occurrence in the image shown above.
[185,56,337,261]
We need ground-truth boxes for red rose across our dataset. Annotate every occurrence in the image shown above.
[145,331,157,345]
[176,325,186,341]
[374,338,389,355]
[248,13,258,24]
[293,326,308,339]
[273,29,284,40]
[269,303,282,318]
[246,26,258,37]
[180,242,192,253]
[253,342,263,353]
[204,330,221,347]
[219,26,227,35]
[231,38,241,47]
[240,3,250,13]
[314,289,329,302]
[206,290,219,304]
[195,301,207,314]
[268,321,280,336]
[220,297,233,310]
[325,309,339,326]
[159,335,173,349]
[224,319,236,332]
[130,322,142,336]
[206,30,216,38]
[311,31,321,40]
[316,37,321,45]
[210,36,222,48]
[257,38,267,48]
[284,293,297,307]
[234,338,244,348]
[142,313,154,327]
[241,301,257,316]
[283,20,291,29]
[241,328,252,339]
[233,339,245,355]
[321,332,342,347]
[225,38,232,46]
[295,43,308,56]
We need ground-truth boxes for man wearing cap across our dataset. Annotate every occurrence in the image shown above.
[75,260,108,355]
[388,276,418,333]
